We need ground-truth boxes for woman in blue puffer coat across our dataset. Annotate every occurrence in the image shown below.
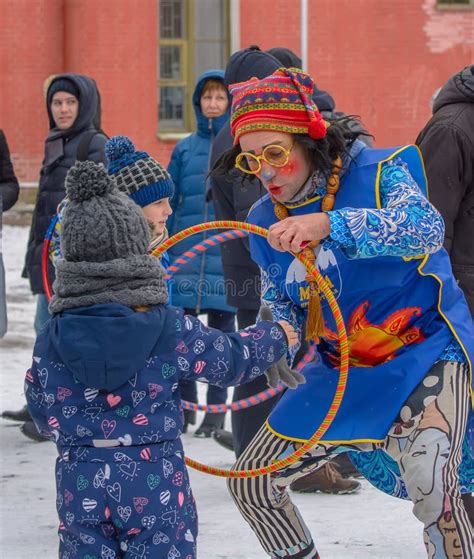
[167,70,236,437]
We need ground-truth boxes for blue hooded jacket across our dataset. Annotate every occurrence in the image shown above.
[167,70,234,313]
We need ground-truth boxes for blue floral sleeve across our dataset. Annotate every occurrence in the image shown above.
[260,267,304,363]
[325,157,445,259]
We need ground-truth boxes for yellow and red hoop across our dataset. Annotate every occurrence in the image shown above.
[153,220,349,478]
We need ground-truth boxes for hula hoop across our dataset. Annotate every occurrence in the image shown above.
[42,213,59,301]
[152,221,349,478]
[180,344,315,413]
[42,222,313,414]
[42,218,349,478]
[164,228,316,413]
[165,229,247,280]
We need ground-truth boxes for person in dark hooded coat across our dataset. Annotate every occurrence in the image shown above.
[0,129,19,338]
[3,74,107,431]
[416,64,474,316]
[24,73,107,332]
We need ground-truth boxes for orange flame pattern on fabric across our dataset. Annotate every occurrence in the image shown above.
[324,301,425,367]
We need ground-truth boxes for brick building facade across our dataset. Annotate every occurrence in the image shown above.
[0,0,472,184]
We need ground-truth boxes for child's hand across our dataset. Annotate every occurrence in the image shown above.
[278,320,298,347]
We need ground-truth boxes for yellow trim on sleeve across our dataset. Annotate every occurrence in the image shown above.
[374,144,429,210]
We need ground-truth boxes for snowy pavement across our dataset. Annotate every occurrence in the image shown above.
[0,225,426,558]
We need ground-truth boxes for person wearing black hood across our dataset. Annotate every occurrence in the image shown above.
[209,46,361,495]
[416,65,474,316]
[416,64,474,526]
[2,74,107,434]
[267,47,303,70]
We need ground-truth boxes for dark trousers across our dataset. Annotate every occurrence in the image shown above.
[179,308,235,405]
[232,309,309,458]
[231,309,280,457]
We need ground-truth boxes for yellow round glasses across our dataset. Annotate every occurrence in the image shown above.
[235,142,295,175]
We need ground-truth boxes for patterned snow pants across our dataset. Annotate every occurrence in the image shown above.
[228,361,473,559]
[55,444,197,559]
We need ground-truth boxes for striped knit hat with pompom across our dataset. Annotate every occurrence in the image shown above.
[229,67,328,145]
[105,135,174,207]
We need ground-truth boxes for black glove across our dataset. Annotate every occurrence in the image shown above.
[259,306,306,390]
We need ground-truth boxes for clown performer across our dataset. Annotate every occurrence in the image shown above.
[212,68,474,559]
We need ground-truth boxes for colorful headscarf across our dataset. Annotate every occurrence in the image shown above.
[229,67,328,145]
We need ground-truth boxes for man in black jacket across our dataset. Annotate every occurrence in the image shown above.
[416,65,474,315]
[2,74,107,435]
[416,64,474,525]
[0,130,20,338]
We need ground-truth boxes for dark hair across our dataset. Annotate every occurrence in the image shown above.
[211,115,367,180]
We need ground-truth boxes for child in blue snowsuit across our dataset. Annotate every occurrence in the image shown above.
[25,160,300,559]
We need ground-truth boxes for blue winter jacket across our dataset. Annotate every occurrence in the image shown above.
[167,70,234,313]
[25,303,287,452]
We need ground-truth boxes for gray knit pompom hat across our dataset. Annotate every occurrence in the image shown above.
[61,161,151,263]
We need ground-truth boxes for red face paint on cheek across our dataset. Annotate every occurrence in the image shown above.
[279,159,297,176]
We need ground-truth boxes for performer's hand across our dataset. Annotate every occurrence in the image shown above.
[268,213,331,253]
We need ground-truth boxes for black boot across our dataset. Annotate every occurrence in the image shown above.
[20,421,49,442]
[182,410,196,434]
[212,429,234,451]
[2,404,31,422]
[194,412,225,438]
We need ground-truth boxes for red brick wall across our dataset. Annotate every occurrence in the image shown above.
[0,0,175,183]
[1,0,473,181]
[63,0,174,164]
[0,0,64,182]
[239,0,301,60]
[240,0,474,147]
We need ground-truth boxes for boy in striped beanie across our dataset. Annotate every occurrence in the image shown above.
[49,136,175,265]
[106,135,174,252]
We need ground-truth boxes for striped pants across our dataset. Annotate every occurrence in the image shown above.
[228,361,473,558]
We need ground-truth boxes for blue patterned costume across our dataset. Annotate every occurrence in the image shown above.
[248,141,474,495]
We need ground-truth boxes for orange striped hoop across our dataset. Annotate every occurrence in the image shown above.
[152,221,349,478]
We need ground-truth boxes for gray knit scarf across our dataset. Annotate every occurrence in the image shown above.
[49,255,169,313]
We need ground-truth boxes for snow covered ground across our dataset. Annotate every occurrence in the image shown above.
[0,225,426,558]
